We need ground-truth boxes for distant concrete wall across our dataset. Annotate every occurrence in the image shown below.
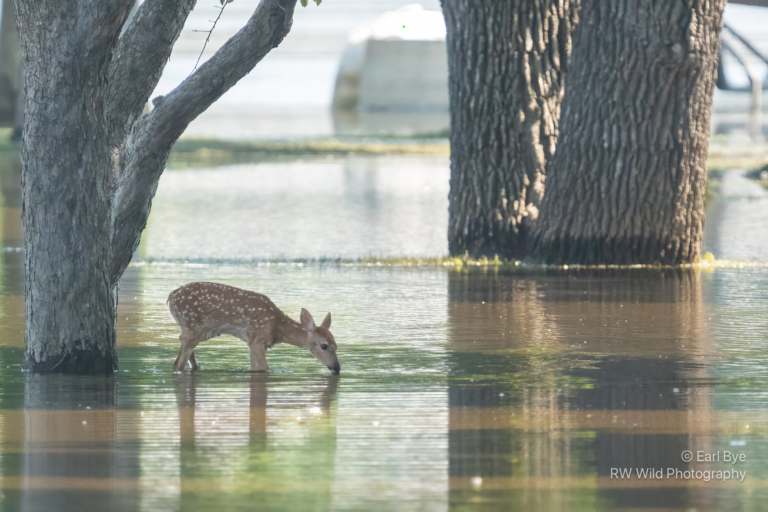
[357,40,448,112]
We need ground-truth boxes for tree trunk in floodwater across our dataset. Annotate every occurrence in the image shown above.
[441,0,579,260]
[19,2,125,372]
[529,0,726,265]
[17,0,298,373]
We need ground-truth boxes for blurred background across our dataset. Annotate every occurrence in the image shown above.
[0,0,764,263]
[150,0,768,141]
[155,0,447,139]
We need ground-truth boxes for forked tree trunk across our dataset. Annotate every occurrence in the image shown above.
[529,0,727,265]
[17,0,298,372]
[441,0,579,259]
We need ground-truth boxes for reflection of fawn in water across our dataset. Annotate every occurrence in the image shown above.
[168,282,340,374]
[175,373,338,444]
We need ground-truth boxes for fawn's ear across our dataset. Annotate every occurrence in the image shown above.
[300,308,315,330]
[321,312,331,329]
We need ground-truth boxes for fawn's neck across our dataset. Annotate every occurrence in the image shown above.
[275,314,310,349]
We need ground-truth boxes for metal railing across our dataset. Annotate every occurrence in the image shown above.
[717,24,768,141]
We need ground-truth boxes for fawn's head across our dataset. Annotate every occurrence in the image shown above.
[301,308,339,375]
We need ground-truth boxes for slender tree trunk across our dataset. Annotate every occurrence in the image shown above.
[11,60,22,139]
[0,0,20,126]
[441,0,579,259]
[17,0,297,373]
[529,0,726,265]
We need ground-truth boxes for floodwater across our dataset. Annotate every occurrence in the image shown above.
[0,156,767,511]
[141,156,450,260]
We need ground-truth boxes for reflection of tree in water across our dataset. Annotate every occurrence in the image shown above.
[343,157,380,215]
[446,269,711,510]
[20,374,140,512]
[447,270,580,509]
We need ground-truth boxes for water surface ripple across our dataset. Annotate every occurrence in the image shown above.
[0,157,766,511]
[0,266,765,511]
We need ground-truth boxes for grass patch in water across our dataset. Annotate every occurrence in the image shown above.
[166,136,768,170]
[131,253,768,271]
[359,251,768,270]
[708,140,768,171]
[167,137,449,168]
[0,127,761,172]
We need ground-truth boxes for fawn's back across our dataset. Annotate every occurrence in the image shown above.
[168,282,282,340]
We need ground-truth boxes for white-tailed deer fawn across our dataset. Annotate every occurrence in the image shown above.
[167,282,339,374]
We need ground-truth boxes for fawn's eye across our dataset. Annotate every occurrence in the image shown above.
[321,344,328,350]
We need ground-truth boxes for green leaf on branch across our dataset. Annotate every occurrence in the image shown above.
[314,0,322,5]
[219,0,233,4]
[300,0,308,5]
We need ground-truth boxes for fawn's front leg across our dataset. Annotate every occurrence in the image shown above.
[247,326,272,372]
[248,342,269,372]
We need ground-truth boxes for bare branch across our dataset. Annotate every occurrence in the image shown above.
[106,0,197,145]
[192,3,228,73]
[109,0,298,283]
[147,0,297,141]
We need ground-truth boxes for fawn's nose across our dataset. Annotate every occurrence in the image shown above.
[329,362,340,375]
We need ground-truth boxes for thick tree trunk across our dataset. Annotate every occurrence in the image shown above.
[17,0,131,372]
[17,0,297,373]
[441,0,579,260]
[529,0,726,265]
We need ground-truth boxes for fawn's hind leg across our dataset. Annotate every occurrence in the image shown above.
[189,351,199,371]
[173,332,197,372]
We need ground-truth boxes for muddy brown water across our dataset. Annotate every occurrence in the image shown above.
[0,157,767,511]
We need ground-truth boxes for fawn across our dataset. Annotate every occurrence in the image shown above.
[167,282,339,374]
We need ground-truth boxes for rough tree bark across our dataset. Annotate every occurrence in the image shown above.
[17,0,298,373]
[441,0,579,260]
[529,0,726,264]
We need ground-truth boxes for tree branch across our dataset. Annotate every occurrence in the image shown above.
[109,0,298,284]
[192,2,228,72]
[106,0,197,146]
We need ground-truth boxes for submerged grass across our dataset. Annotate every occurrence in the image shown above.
[708,140,768,171]
[0,127,762,171]
[166,137,450,168]
[357,253,768,271]
[131,253,768,272]
[166,138,768,170]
